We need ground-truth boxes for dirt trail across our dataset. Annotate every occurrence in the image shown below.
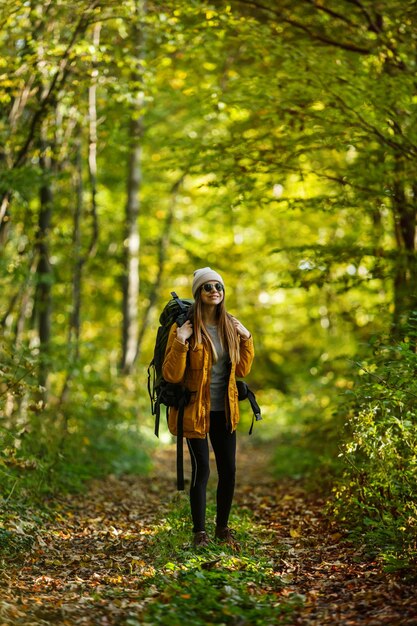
[1,439,416,625]
[235,441,417,625]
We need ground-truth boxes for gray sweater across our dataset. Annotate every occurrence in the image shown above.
[206,324,229,411]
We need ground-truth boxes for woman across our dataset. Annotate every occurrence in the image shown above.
[162,267,254,547]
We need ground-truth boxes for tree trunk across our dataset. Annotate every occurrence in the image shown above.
[391,160,417,338]
[36,132,53,395]
[121,118,142,373]
[69,140,84,359]
[87,22,100,259]
[120,0,145,374]
[60,20,101,404]
[135,175,184,360]
[0,193,11,247]
[58,140,83,409]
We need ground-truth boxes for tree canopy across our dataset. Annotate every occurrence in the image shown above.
[1,0,417,571]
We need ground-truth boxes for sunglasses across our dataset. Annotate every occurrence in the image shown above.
[202,282,224,293]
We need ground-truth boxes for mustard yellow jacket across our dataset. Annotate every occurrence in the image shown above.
[162,324,254,439]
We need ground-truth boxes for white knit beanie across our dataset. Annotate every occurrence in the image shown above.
[192,267,224,298]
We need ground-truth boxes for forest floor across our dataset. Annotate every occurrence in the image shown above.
[1,439,417,626]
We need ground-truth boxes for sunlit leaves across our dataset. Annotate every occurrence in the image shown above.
[1,4,417,587]
[333,335,417,569]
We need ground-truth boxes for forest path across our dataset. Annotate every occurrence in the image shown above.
[1,439,416,625]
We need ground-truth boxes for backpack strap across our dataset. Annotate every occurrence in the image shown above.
[247,387,262,435]
[154,398,161,437]
[171,291,192,328]
[236,381,262,435]
[176,392,188,490]
[148,362,162,437]
[147,361,156,412]
[171,291,189,313]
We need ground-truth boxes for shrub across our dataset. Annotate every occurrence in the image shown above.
[331,334,417,572]
[0,341,152,505]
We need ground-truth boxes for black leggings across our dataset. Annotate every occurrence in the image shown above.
[186,411,236,533]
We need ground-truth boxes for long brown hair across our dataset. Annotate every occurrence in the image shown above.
[191,290,241,364]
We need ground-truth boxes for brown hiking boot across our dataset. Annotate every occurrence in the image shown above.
[215,526,239,548]
[193,531,210,548]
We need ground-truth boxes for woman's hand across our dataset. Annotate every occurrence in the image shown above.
[231,316,251,340]
[176,320,193,344]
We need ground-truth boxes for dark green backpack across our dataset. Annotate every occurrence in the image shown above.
[147,292,193,489]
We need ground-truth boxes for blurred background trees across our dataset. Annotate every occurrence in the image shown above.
[1,0,416,568]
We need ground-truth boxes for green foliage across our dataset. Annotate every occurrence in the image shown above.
[139,496,303,625]
[1,0,417,577]
[0,343,40,500]
[332,326,417,571]
[143,565,300,625]
[268,355,354,489]
[0,343,152,502]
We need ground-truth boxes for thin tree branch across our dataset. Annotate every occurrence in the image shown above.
[330,92,417,159]
[235,0,373,54]
[342,0,383,34]
[12,0,101,170]
[350,360,417,402]
[300,0,358,27]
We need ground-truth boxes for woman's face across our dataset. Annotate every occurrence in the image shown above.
[200,281,224,306]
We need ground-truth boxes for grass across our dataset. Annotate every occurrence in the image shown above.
[135,493,304,626]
